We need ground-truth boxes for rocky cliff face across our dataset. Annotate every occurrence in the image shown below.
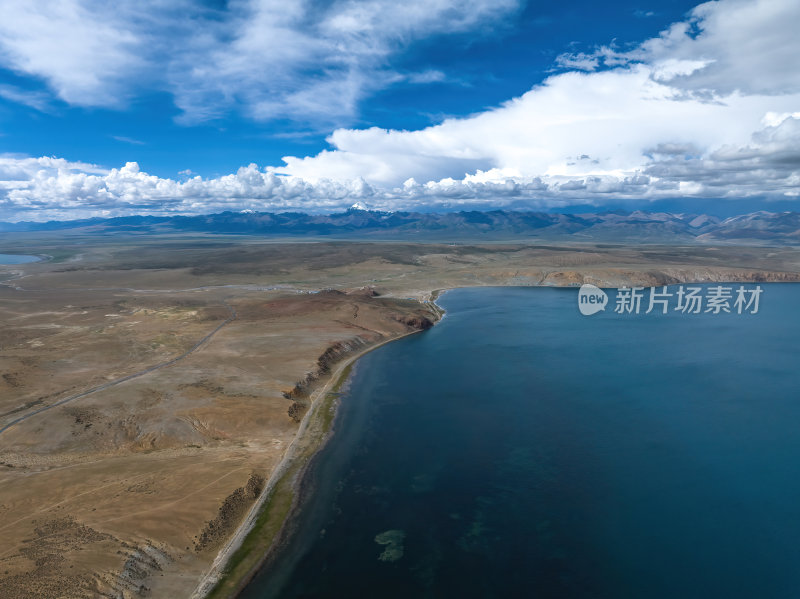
[392,314,435,330]
[193,473,265,553]
[282,335,376,403]
[280,301,442,423]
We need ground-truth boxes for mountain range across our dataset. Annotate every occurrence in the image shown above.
[2,209,800,244]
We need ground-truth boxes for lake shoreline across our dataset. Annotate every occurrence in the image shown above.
[192,291,446,599]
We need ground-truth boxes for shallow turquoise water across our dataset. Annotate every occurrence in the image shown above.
[242,285,800,599]
[0,253,40,264]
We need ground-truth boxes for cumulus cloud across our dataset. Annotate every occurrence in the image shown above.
[0,158,386,220]
[3,113,799,221]
[644,115,800,196]
[276,65,800,186]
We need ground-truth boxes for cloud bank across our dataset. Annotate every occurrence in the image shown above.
[0,0,798,220]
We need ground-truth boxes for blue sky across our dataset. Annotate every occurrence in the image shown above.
[0,0,798,220]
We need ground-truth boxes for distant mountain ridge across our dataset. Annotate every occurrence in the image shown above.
[2,209,800,244]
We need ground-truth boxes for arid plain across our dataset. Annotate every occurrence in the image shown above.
[2,235,800,598]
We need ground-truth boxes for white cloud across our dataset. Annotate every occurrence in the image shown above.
[0,0,520,124]
[405,70,447,84]
[0,84,52,111]
[168,0,521,125]
[0,158,388,220]
[276,65,800,186]
[644,0,800,97]
[644,115,800,196]
[0,0,147,107]
[111,135,146,146]
[558,0,800,97]
[554,52,599,72]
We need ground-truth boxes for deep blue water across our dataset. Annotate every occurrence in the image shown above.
[0,253,40,264]
[242,285,800,599]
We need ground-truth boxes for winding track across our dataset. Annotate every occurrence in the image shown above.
[0,301,237,437]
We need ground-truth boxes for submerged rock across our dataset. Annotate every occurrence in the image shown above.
[374,529,406,562]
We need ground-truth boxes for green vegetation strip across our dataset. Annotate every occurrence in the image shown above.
[321,363,352,432]
[206,466,296,599]
[205,366,351,599]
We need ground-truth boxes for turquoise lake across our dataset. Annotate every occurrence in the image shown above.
[242,284,800,598]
